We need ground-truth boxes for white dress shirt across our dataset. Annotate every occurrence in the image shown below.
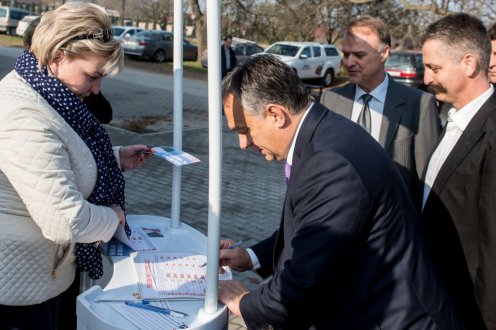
[422,85,494,209]
[246,103,314,270]
[352,75,389,142]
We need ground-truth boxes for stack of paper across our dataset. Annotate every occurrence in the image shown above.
[132,252,231,300]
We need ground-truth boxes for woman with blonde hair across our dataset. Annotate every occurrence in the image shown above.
[0,2,151,328]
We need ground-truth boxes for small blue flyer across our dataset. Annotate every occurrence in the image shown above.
[151,146,200,166]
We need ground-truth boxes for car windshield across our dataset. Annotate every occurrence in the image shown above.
[112,27,126,36]
[266,44,300,57]
[386,54,414,68]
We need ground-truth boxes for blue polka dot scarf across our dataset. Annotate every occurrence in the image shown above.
[15,50,131,280]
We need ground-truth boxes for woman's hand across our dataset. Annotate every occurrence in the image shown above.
[110,204,126,226]
[119,145,153,172]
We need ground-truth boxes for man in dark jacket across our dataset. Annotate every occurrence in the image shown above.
[221,35,237,79]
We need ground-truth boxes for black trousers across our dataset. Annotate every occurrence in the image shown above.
[57,271,79,330]
[0,272,80,330]
[0,295,59,330]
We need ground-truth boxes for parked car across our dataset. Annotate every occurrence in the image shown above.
[112,25,143,42]
[0,6,33,35]
[201,37,265,68]
[121,30,198,63]
[385,51,425,88]
[15,15,39,37]
[262,41,341,86]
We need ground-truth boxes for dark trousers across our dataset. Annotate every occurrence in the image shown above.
[0,272,80,330]
[0,296,59,330]
[57,271,79,330]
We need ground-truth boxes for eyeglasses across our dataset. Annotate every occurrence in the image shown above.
[69,28,112,43]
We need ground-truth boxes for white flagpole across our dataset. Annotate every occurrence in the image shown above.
[171,0,184,229]
[204,0,223,314]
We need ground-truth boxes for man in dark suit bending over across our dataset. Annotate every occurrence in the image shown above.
[420,13,496,329]
[321,16,440,210]
[217,54,460,329]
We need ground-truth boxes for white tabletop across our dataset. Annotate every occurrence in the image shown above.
[76,215,228,330]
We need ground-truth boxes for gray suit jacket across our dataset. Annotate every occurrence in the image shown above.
[321,78,440,209]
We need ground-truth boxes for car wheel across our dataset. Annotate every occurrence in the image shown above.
[321,69,334,86]
[8,27,16,36]
[152,50,166,63]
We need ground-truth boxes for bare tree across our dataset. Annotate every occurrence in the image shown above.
[188,0,206,62]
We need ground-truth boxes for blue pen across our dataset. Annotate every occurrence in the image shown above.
[200,241,243,267]
[125,301,187,318]
[227,241,243,249]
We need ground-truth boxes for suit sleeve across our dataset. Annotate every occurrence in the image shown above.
[414,92,440,179]
[240,150,371,329]
[231,49,237,67]
[476,146,496,328]
[251,231,278,278]
[320,89,333,108]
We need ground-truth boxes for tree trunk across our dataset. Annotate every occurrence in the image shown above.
[189,0,206,63]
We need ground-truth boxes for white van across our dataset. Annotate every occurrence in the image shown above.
[16,15,39,37]
[0,6,33,35]
[263,41,341,86]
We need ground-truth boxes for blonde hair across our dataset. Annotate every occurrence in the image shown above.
[30,2,123,76]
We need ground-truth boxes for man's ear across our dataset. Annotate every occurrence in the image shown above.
[380,45,390,63]
[265,104,288,128]
[462,53,479,77]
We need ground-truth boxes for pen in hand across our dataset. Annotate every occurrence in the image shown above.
[200,241,242,267]
[227,240,243,250]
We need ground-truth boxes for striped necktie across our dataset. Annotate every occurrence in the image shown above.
[358,93,372,133]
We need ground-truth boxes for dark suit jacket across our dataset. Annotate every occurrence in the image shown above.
[321,78,440,210]
[221,45,237,78]
[421,91,496,330]
[240,103,461,329]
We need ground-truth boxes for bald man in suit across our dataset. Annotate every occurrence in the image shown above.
[321,16,440,210]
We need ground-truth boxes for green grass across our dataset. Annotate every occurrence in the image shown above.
[164,61,207,73]
[0,34,24,47]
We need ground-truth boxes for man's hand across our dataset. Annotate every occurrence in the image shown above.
[219,239,253,272]
[218,280,249,317]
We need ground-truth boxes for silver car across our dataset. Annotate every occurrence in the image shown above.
[121,29,198,63]
[112,25,143,42]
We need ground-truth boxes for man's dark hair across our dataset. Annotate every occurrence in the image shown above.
[420,13,490,74]
[223,35,232,41]
[23,16,41,49]
[224,54,311,117]
[489,22,496,41]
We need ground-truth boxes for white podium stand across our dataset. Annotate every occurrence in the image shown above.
[76,215,228,330]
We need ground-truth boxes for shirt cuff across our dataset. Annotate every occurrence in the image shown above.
[246,248,261,270]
